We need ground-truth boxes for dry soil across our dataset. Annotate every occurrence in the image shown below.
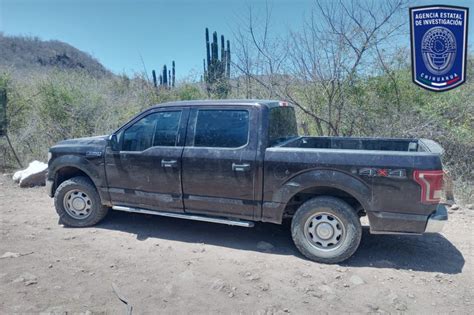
[0,174,473,314]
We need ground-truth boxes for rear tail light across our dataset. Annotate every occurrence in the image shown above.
[413,170,444,204]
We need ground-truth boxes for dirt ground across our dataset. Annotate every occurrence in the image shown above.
[0,174,473,314]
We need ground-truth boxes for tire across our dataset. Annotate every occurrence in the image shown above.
[291,196,362,264]
[54,176,109,227]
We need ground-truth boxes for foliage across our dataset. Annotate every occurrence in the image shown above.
[0,33,110,77]
[0,68,205,168]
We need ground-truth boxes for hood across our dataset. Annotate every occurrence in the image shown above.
[50,135,109,156]
[56,135,109,146]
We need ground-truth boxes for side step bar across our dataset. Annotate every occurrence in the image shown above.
[112,206,254,228]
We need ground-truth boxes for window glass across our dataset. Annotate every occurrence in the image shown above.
[122,111,181,151]
[268,106,298,146]
[153,111,182,146]
[194,110,249,148]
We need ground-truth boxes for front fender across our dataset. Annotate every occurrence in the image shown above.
[48,154,109,204]
[262,169,372,223]
[49,155,101,183]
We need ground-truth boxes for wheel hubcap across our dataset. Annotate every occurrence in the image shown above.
[63,189,92,219]
[316,222,334,239]
[304,212,345,251]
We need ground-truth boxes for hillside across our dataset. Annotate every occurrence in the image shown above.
[0,33,111,77]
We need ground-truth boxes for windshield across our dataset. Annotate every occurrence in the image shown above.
[268,106,298,146]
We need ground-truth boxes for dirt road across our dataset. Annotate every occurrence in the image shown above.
[0,174,473,314]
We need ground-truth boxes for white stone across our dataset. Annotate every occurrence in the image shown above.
[12,161,48,187]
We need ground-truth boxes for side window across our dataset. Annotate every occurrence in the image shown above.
[153,111,182,146]
[122,111,181,151]
[194,110,249,148]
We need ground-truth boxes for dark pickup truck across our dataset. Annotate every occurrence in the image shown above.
[47,100,447,263]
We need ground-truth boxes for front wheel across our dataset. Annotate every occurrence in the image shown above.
[291,196,362,264]
[54,176,109,227]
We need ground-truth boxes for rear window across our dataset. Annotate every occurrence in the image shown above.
[269,106,298,146]
[194,110,249,148]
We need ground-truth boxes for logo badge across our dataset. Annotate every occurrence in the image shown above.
[410,5,469,92]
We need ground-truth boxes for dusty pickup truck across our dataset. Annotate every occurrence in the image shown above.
[47,100,447,263]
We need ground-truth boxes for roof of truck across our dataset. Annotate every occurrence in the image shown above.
[151,99,290,109]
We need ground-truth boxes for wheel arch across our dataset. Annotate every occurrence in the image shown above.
[48,154,110,205]
[262,169,372,224]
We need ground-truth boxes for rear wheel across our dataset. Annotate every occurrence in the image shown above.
[54,176,108,227]
[291,196,362,264]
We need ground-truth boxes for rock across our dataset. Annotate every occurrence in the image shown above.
[211,279,226,291]
[228,292,234,298]
[25,280,37,286]
[389,293,407,311]
[350,275,365,286]
[256,241,274,251]
[13,272,37,285]
[466,204,473,210]
[367,304,379,311]
[395,302,408,311]
[1,252,21,258]
[13,161,48,187]
[245,272,260,281]
[450,204,460,210]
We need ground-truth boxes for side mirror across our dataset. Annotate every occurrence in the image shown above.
[109,134,120,151]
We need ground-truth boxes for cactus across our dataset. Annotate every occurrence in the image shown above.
[162,64,168,86]
[203,28,231,97]
[172,61,175,87]
[151,60,176,89]
[152,70,157,88]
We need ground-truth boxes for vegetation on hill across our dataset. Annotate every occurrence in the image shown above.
[0,33,110,77]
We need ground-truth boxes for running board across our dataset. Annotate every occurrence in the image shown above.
[112,206,254,227]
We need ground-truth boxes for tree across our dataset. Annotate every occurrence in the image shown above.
[233,0,407,136]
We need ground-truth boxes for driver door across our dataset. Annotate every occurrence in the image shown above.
[105,108,188,213]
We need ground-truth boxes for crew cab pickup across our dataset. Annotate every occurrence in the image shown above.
[47,100,447,263]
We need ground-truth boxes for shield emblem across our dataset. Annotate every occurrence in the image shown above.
[410,5,469,92]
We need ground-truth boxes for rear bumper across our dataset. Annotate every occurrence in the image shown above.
[46,179,54,197]
[368,204,448,234]
[424,204,448,233]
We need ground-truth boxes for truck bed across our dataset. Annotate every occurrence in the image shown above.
[277,136,443,153]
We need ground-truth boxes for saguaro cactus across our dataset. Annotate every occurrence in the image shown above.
[152,61,176,89]
[152,70,158,88]
[203,28,231,97]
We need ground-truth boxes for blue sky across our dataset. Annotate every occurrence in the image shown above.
[1,0,472,79]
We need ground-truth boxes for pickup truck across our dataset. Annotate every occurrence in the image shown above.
[47,100,447,263]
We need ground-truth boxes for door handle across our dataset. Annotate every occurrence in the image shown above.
[161,159,178,168]
[232,163,251,172]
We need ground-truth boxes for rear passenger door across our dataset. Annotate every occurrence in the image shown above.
[181,107,258,219]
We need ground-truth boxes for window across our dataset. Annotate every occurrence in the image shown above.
[194,110,249,148]
[122,111,181,151]
[153,111,182,146]
[268,106,298,146]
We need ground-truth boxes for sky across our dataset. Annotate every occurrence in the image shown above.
[1,0,472,79]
